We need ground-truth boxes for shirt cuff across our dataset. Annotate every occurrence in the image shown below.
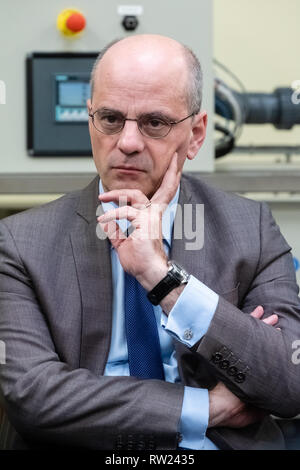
[179,386,209,450]
[161,275,219,347]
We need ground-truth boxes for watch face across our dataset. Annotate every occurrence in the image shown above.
[172,264,182,278]
[170,262,189,283]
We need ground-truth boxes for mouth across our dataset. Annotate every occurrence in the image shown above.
[113,166,146,174]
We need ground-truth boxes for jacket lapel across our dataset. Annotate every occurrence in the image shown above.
[170,175,208,386]
[170,174,206,283]
[70,176,113,376]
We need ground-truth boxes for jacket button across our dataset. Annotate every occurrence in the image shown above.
[234,372,246,383]
[219,359,229,370]
[227,366,238,376]
[211,352,223,363]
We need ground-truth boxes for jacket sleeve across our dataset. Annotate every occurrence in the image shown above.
[0,220,183,450]
[195,202,300,418]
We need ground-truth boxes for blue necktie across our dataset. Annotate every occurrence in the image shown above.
[125,272,165,380]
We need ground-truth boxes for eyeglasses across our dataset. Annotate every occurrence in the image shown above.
[88,108,195,139]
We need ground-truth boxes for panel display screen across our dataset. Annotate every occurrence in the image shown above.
[55,74,90,122]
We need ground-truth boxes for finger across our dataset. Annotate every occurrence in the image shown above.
[99,221,126,249]
[262,314,278,326]
[250,305,264,318]
[151,152,180,205]
[154,152,180,201]
[98,206,139,223]
[99,189,149,208]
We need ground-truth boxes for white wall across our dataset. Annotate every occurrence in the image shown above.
[214,0,300,148]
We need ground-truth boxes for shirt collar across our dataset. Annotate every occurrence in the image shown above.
[99,179,180,249]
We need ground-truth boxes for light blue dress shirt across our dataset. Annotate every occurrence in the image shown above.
[99,180,219,450]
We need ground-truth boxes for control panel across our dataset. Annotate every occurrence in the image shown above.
[27,52,97,156]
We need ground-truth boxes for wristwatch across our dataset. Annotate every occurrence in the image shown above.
[147,261,190,306]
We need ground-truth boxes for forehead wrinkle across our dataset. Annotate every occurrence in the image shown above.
[94,73,187,117]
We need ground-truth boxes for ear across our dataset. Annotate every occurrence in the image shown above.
[186,111,207,160]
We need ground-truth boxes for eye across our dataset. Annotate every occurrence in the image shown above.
[101,114,122,124]
[94,111,124,130]
[149,119,164,128]
[143,116,168,129]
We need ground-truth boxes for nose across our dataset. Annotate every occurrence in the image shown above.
[117,120,145,155]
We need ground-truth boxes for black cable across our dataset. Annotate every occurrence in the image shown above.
[215,123,235,158]
[213,58,247,93]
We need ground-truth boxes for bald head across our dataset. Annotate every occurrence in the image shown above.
[90,34,203,114]
[87,34,207,199]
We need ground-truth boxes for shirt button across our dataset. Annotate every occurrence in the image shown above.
[183,328,193,340]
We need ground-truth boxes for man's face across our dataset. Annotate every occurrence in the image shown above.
[88,47,206,198]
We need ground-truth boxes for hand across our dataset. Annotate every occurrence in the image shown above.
[208,381,266,428]
[97,152,181,291]
[249,304,281,330]
[208,305,279,428]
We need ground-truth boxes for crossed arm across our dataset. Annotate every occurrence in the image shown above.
[98,153,300,422]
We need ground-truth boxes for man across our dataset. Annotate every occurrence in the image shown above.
[0,34,300,450]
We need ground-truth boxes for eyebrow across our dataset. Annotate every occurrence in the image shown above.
[95,107,177,122]
[95,107,124,115]
[140,111,177,123]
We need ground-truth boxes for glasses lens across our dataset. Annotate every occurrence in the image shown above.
[139,115,171,138]
[93,111,124,134]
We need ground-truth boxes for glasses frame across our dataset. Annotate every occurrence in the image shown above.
[88,109,196,139]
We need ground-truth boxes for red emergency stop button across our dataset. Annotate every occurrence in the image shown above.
[66,12,86,33]
[57,9,86,36]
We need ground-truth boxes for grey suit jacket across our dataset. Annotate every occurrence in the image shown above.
[0,173,300,450]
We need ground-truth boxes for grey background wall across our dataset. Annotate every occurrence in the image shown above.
[0,0,213,173]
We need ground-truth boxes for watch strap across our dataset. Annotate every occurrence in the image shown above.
[146,262,189,306]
